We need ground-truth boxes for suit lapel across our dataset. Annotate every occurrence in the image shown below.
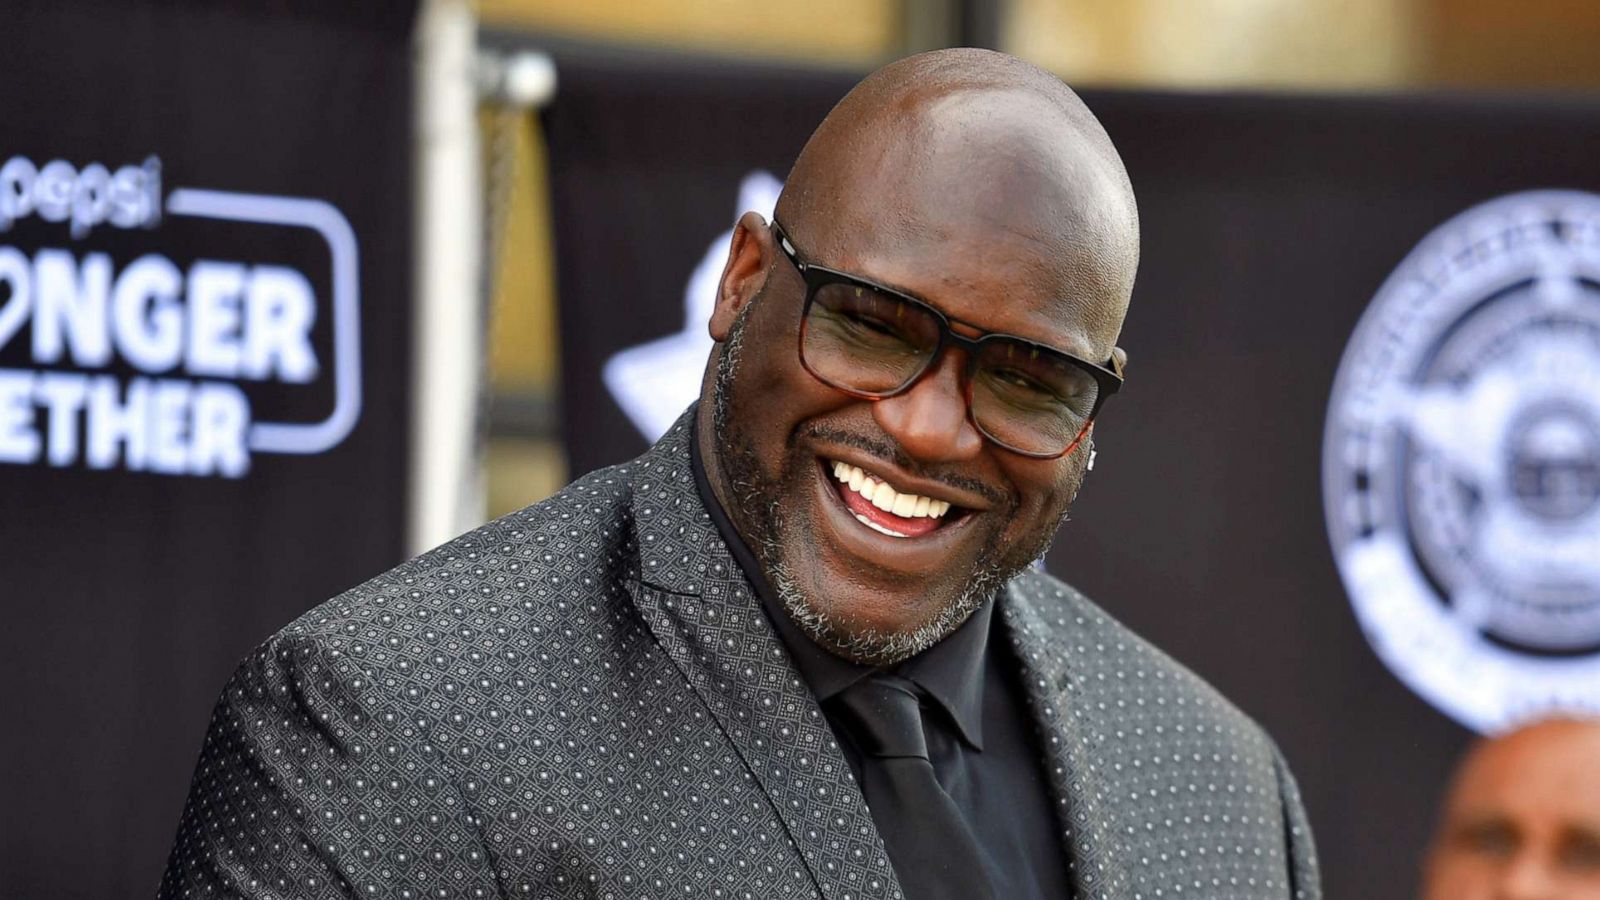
[1000,583,1134,900]
[622,416,900,900]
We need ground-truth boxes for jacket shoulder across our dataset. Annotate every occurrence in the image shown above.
[164,462,656,899]
[228,459,649,738]
[281,460,642,648]
[1007,568,1320,898]
[1007,567,1277,759]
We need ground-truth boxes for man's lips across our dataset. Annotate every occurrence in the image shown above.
[806,455,986,576]
[821,457,968,539]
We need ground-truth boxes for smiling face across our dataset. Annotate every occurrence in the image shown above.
[697,52,1138,666]
[1422,718,1600,900]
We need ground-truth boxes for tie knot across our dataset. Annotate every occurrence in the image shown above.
[832,674,929,760]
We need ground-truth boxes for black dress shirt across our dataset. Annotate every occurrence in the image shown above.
[690,421,1073,899]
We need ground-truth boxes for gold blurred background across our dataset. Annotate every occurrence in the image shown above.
[478,0,1600,518]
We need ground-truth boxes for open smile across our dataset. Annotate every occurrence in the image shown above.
[815,456,977,542]
[827,459,957,537]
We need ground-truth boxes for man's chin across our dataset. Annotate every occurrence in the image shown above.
[767,555,997,666]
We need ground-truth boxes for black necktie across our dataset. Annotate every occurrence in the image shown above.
[831,674,997,900]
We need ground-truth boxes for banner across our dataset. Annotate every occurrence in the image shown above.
[542,52,1600,899]
[0,3,415,897]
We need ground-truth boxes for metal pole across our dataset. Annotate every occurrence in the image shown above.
[409,0,483,554]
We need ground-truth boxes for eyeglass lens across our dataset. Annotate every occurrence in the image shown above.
[802,281,1100,456]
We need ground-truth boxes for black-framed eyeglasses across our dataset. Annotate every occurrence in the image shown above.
[772,221,1122,459]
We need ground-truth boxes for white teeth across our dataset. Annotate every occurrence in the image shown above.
[826,459,955,520]
[872,486,897,512]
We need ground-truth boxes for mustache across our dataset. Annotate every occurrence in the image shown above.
[798,423,1011,506]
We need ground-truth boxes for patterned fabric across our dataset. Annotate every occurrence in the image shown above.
[159,412,1320,900]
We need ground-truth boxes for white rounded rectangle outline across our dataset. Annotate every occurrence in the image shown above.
[165,188,361,455]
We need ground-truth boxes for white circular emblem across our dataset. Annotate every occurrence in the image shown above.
[1324,190,1600,733]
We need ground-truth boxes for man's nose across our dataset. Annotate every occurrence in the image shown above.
[1496,852,1558,900]
[871,350,985,463]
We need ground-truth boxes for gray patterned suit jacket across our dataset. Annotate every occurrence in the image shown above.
[161,414,1320,900]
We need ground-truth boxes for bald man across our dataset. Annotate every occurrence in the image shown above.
[1422,718,1600,900]
[160,50,1319,900]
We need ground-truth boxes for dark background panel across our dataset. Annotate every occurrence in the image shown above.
[1067,91,1600,900]
[543,55,860,470]
[544,52,1600,900]
[0,3,415,898]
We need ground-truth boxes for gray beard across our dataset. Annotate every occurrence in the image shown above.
[709,296,1060,666]
[764,551,1007,666]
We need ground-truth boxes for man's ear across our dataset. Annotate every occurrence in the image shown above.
[1110,345,1129,378]
[708,211,775,342]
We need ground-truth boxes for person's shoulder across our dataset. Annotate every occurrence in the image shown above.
[1005,567,1276,754]
[299,461,640,636]
[230,459,651,705]
[1005,576,1321,900]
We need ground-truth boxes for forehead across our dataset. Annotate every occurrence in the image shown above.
[795,93,1134,361]
[1447,725,1600,826]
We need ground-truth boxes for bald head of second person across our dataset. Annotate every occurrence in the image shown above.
[697,48,1140,664]
[1423,717,1600,900]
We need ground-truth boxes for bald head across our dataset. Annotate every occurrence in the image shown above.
[1422,717,1600,900]
[774,49,1140,338]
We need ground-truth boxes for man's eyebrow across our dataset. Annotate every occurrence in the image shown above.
[840,265,1100,362]
[1452,811,1511,829]
[1446,812,1519,843]
[1566,823,1600,845]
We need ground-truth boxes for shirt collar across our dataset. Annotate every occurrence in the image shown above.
[689,409,988,751]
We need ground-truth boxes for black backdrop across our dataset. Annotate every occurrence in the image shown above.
[0,3,415,897]
[543,52,1600,900]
